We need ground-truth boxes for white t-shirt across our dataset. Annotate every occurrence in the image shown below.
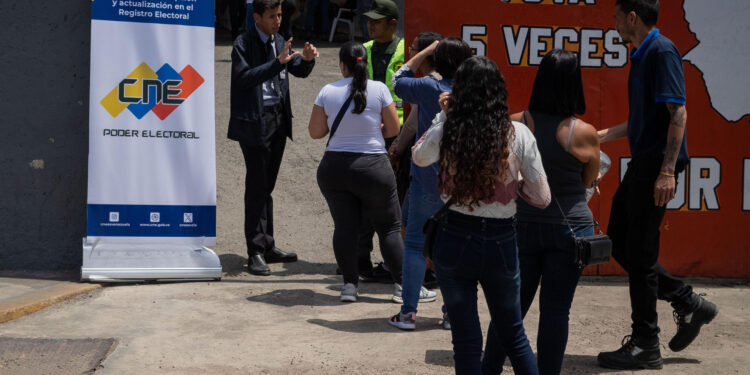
[314,78,393,154]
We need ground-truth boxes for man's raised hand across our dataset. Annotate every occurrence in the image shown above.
[278,38,300,64]
[302,42,318,61]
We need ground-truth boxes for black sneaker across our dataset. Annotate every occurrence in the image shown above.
[423,270,439,289]
[597,335,663,370]
[669,296,718,352]
[360,262,392,283]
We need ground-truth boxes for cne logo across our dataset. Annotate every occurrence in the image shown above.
[101,62,204,120]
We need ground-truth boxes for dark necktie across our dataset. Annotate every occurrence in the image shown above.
[266,36,282,98]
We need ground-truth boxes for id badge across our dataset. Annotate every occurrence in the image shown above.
[280,69,287,80]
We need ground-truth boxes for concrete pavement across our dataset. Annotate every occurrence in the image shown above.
[0,272,101,324]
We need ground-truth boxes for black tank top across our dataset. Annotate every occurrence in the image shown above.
[516,111,593,225]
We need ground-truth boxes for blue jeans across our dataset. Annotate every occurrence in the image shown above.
[304,0,330,35]
[400,182,443,314]
[433,210,538,375]
[482,222,592,375]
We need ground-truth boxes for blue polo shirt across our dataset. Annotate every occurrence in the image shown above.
[627,29,689,171]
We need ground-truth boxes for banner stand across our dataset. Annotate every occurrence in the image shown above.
[84,0,220,282]
[81,240,221,282]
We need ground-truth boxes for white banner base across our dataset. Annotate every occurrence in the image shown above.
[81,239,221,282]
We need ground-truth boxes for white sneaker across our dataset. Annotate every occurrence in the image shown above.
[392,283,438,304]
[340,283,358,302]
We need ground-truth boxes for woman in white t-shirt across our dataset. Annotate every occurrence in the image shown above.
[308,41,403,302]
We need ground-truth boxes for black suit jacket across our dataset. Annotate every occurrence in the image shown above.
[228,26,315,145]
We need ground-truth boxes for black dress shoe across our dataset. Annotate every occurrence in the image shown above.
[264,247,298,263]
[248,254,271,276]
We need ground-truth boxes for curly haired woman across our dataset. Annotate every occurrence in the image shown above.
[412,56,550,374]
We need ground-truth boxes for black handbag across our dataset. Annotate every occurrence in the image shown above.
[554,197,612,268]
[422,197,455,260]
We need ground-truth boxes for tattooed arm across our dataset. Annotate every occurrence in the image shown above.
[597,120,628,143]
[654,103,687,206]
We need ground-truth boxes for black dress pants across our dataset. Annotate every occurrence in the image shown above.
[355,136,398,272]
[608,157,698,340]
[239,108,287,257]
[317,151,403,286]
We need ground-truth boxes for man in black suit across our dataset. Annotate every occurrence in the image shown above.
[229,0,317,275]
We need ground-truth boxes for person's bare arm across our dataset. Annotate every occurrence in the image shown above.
[598,120,628,143]
[654,103,687,206]
[381,103,400,138]
[404,40,439,73]
[510,111,524,123]
[566,120,601,188]
[308,105,329,139]
[388,104,418,167]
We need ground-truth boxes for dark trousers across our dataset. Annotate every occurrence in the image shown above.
[356,136,399,272]
[317,151,403,285]
[433,211,538,375]
[239,108,287,257]
[608,157,697,340]
[484,223,592,375]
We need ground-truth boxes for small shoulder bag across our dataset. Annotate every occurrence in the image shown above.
[554,197,612,268]
[422,197,455,260]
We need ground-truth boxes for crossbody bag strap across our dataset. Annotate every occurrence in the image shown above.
[553,197,577,237]
[554,196,602,236]
[436,197,456,216]
[326,94,354,147]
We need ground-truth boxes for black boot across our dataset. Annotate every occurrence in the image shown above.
[597,335,663,370]
[669,295,718,352]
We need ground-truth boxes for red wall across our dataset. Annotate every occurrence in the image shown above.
[405,0,750,277]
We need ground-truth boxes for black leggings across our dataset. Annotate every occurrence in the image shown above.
[317,151,404,285]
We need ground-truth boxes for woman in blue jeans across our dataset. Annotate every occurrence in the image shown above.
[413,56,551,374]
[482,49,601,375]
[388,37,473,330]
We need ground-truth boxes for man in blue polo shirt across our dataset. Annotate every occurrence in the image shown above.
[596,0,718,370]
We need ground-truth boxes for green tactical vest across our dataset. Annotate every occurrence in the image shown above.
[364,38,405,125]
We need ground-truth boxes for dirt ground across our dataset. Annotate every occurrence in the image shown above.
[1,40,748,375]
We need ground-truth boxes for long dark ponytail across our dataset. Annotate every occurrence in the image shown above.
[339,41,369,114]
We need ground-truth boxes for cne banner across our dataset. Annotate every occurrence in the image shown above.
[83,0,220,281]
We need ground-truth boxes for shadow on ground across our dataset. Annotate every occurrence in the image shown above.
[308,316,445,333]
[424,349,453,367]
[219,254,337,278]
[561,354,701,374]
[247,288,388,307]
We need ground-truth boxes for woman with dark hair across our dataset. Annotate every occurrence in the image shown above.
[309,41,403,302]
[389,31,444,194]
[482,49,601,375]
[413,56,550,374]
[388,37,473,331]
